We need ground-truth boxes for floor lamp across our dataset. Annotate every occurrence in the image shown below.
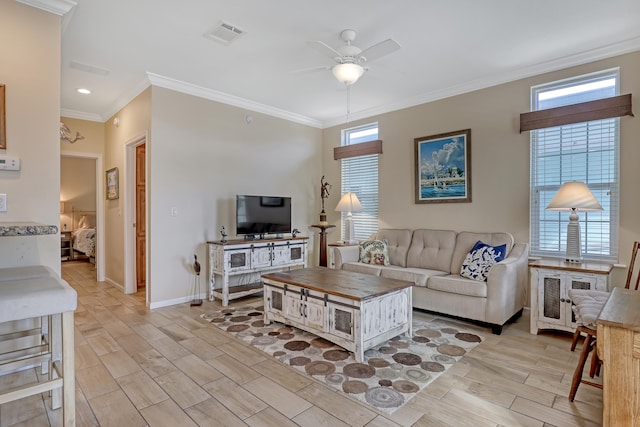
[546,181,603,263]
[335,192,362,244]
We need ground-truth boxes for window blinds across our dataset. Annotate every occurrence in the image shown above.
[530,118,619,260]
[339,124,380,241]
[341,153,379,241]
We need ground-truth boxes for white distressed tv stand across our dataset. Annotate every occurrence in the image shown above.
[207,237,308,306]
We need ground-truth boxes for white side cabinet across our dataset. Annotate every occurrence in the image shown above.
[529,259,613,334]
[207,238,308,306]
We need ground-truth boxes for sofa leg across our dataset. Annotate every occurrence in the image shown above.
[491,324,503,335]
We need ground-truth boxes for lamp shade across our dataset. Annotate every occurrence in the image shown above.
[332,63,365,85]
[546,181,603,212]
[335,192,363,213]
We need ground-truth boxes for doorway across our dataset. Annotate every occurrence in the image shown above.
[59,151,105,281]
[124,132,148,301]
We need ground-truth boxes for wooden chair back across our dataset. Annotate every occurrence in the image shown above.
[624,241,640,290]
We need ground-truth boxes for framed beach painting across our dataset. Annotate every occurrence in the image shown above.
[414,129,471,204]
[106,167,119,200]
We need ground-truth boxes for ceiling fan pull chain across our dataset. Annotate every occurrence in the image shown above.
[346,84,351,124]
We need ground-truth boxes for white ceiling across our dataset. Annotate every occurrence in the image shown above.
[52,0,640,128]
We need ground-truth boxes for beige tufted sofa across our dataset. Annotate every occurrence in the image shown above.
[330,229,529,334]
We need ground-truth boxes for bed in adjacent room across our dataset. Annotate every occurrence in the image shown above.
[71,210,96,263]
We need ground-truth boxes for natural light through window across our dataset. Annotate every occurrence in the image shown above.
[529,69,620,261]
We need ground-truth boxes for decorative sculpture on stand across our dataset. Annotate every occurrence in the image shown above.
[190,254,203,306]
[220,226,228,243]
[319,176,331,226]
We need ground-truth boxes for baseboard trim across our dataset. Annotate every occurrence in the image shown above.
[149,293,207,310]
[104,277,124,291]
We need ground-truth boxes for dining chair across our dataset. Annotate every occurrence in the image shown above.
[567,241,640,401]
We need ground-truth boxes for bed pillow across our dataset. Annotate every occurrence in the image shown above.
[460,240,507,282]
[359,239,389,265]
[78,216,88,229]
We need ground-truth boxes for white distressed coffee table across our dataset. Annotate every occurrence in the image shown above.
[262,267,413,362]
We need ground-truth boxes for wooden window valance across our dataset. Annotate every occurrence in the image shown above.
[333,140,382,160]
[520,93,633,133]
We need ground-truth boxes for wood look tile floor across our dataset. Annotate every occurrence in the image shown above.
[0,261,603,426]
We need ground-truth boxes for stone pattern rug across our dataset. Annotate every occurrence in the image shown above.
[201,305,483,414]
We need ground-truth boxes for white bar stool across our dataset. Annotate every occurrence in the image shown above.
[0,267,77,426]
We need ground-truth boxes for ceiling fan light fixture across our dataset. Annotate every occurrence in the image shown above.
[332,63,364,85]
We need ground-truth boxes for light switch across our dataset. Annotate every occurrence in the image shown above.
[170,207,177,217]
[0,194,6,212]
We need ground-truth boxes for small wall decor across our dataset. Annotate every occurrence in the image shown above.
[106,167,119,200]
[415,129,471,204]
[0,84,6,150]
[60,122,85,144]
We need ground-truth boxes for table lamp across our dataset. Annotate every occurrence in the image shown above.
[546,181,603,263]
[335,192,363,244]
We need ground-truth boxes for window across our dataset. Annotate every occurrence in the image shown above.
[340,123,379,241]
[530,69,619,261]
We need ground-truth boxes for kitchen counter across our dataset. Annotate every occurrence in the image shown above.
[0,222,59,236]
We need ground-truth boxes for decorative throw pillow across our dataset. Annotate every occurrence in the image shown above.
[369,250,389,266]
[460,240,507,282]
[359,239,389,265]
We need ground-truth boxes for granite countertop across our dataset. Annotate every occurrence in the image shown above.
[0,222,59,236]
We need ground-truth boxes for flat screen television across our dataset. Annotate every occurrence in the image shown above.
[236,195,291,238]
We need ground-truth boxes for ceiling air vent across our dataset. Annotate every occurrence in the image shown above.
[205,21,246,45]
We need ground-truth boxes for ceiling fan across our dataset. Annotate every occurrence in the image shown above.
[308,29,401,85]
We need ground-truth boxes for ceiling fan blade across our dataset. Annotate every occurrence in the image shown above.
[358,38,401,63]
[307,40,343,61]
[289,65,331,75]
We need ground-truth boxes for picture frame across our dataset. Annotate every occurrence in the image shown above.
[0,84,6,150]
[414,129,471,204]
[106,167,119,200]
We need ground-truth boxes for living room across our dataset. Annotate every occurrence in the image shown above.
[1,1,640,425]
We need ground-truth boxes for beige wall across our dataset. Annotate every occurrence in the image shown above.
[147,87,323,304]
[104,87,152,287]
[60,117,105,155]
[0,2,61,272]
[322,51,640,284]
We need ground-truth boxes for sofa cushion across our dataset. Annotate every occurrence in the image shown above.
[427,274,488,298]
[343,262,383,276]
[460,240,507,282]
[359,239,389,264]
[406,229,457,272]
[379,265,446,288]
[450,231,514,275]
[374,229,412,267]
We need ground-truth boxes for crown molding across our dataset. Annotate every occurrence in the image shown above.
[146,73,323,129]
[60,109,103,122]
[16,0,76,15]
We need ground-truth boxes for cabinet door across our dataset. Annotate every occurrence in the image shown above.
[304,297,327,332]
[251,246,272,269]
[538,273,565,327]
[265,286,285,313]
[285,293,304,323]
[289,244,305,264]
[226,249,252,273]
[329,304,354,340]
[271,244,290,267]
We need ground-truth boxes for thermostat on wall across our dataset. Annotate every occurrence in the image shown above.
[0,155,20,170]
